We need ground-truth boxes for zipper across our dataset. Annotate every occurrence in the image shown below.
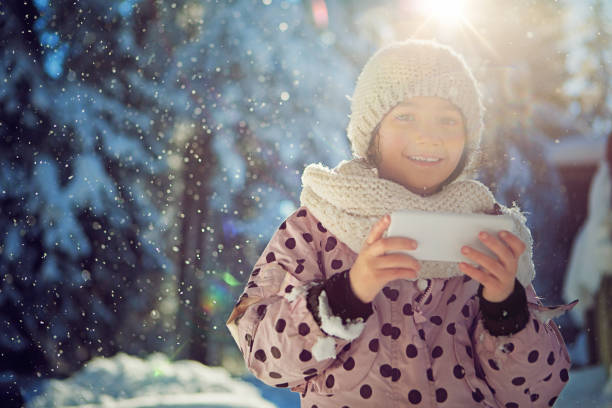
[413,279,432,324]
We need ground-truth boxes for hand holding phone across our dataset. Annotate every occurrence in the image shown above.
[386,210,516,264]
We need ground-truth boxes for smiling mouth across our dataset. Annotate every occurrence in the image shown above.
[408,155,443,164]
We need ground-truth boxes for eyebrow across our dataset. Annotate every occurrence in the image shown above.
[396,102,461,113]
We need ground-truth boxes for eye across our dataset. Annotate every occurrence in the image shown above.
[395,113,415,122]
[440,117,459,126]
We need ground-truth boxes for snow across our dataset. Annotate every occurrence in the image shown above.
[27,353,277,408]
[554,364,612,407]
[563,160,612,327]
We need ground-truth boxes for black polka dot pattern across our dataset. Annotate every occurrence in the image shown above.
[381,323,401,340]
[270,346,281,359]
[418,329,425,341]
[503,342,515,353]
[298,323,310,336]
[266,252,276,263]
[285,238,296,249]
[380,364,392,378]
[436,388,448,403]
[453,364,465,379]
[325,237,337,251]
[403,303,414,316]
[488,358,500,370]
[382,286,399,301]
[528,350,539,363]
[299,349,312,362]
[369,339,379,352]
[472,387,484,402]
[360,384,372,399]
[406,344,418,358]
[431,346,443,358]
[343,357,355,370]
[560,368,569,382]
[256,304,267,320]
[254,349,266,362]
[408,389,421,404]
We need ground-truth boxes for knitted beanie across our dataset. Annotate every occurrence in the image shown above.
[346,39,484,171]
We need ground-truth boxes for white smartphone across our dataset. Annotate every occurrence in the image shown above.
[386,210,516,263]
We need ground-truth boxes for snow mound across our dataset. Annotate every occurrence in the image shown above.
[28,353,276,408]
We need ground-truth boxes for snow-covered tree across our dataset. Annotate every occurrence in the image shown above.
[562,0,612,135]
[0,0,178,379]
[169,0,375,360]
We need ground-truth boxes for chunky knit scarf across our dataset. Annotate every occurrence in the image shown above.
[300,159,535,288]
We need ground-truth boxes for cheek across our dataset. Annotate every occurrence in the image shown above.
[448,134,466,155]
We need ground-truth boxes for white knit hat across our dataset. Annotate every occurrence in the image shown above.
[347,40,483,171]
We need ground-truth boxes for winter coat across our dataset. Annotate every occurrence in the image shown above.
[227,206,577,407]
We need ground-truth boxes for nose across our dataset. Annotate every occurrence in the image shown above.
[414,120,443,146]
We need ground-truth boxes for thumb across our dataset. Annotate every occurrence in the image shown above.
[366,214,390,245]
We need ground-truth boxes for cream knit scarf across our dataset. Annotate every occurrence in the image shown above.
[300,159,535,288]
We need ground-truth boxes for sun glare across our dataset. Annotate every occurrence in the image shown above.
[422,0,467,25]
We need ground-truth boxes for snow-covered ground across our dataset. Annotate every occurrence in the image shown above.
[23,351,611,407]
[25,353,288,408]
[555,364,612,408]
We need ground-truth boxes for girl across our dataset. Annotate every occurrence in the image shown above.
[227,40,578,407]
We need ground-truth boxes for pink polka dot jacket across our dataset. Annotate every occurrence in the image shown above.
[227,207,578,407]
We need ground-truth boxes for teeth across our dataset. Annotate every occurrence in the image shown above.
[410,156,441,162]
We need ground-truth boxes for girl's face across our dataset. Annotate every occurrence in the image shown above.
[373,96,467,196]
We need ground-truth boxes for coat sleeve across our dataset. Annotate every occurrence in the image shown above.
[225,207,370,393]
[471,281,579,407]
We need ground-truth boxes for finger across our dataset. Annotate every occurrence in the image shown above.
[375,253,421,272]
[478,232,515,268]
[371,237,418,255]
[498,231,527,257]
[366,215,390,245]
[380,268,418,281]
[459,262,497,287]
[460,246,504,280]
